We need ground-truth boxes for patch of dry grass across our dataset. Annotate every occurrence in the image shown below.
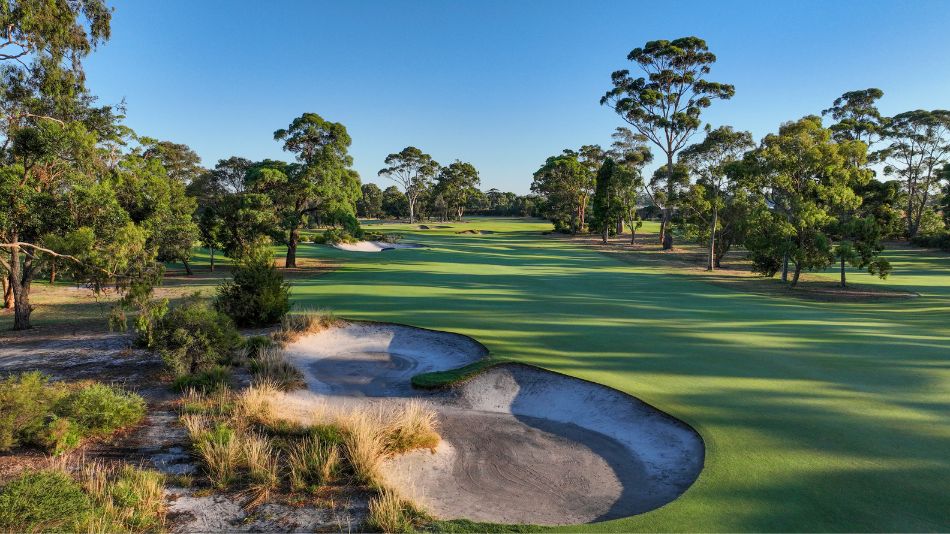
[383,400,440,454]
[339,409,386,486]
[287,436,340,490]
[366,485,428,533]
[274,308,343,344]
[248,347,305,391]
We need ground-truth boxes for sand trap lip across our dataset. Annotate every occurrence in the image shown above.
[331,241,425,252]
[284,322,704,526]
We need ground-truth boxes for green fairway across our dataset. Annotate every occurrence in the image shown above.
[289,217,947,532]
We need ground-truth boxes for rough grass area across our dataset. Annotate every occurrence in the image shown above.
[366,486,430,533]
[0,372,146,455]
[0,463,165,533]
[178,383,441,514]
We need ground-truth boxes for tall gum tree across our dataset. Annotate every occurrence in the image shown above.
[378,146,439,224]
[601,36,734,249]
[271,113,360,268]
[881,109,950,237]
[680,126,754,270]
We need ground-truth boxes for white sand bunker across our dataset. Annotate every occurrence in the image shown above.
[284,323,704,526]
[332,241,424,252]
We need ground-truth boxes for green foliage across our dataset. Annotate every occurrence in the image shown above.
[433,160,480,221]
[35,417,83,456]
[0,372,67,451]
[591,157,621,241]
[357,183,384,218]
[214,246,290,327]
[172,366,232,393]
[152,296,243,376]
[378,146,440,223]
[55,383,146,437]
[531,151,590,233]
[0,471,91,533]
[381,185,409,219]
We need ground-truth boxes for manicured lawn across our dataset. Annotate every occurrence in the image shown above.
[288,217,949,532]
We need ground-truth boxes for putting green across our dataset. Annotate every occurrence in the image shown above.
[290,217,948,532]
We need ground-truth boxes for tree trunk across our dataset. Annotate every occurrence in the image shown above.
[631,224,637,245]
[10,244,34,330]
[659,215,667,245]
[906,180,917,237]
[408,196,415,224]
[781,253,789,283]
[285,227,300,268]
[209,247,215,272]
[708,204,718,271]
[182,259,193,276]
[790,262,802,287]
[840,257,846,288]
[662,231,673,250]
[49,259,57,284]
[616,220,623,236]
[2,273,12,309]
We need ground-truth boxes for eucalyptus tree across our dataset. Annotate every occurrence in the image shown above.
[378,146,439,223]
[680,126,755,270]
[531,151,588,233]
[881,109,950,237]
[745,116,873,287]
[0,0,126,329]
[381,185,408,219]
[609,127,653,240]
[355,183,383,219]
[435,160,480,220]
[141,138,204,184]
[592,158,621,244]
[270,113,361,267]
[601,36,734,247]
[822,89,888,154]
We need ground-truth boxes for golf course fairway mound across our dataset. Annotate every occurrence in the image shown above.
[285,322,704,526]
[332,240,424,252]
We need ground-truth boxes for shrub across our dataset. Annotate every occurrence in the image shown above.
[0,372,67,451]
[35,417,83,456]
[911,230,950,251]
[153,296,243,376]
[55,383,146,436]
[214,247,290,327]
[0,471,91,532]
[101,465,167,532]
[172,366,232,393]
[243,335,275,357]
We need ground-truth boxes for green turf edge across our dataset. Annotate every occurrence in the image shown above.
[422,518,547,532]
[411,359,507,389]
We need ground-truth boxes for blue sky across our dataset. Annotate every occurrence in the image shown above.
[84,0,950,194]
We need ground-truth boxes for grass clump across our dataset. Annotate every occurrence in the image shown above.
[194,423,241,489]
[0,372,145,455]
[247,347,305,391]
[172,365,232,393]
[274,308,343,343]
[366,486,429,533]
[384,401,440,454]
[340,410,386,485]
[287,436,340,490]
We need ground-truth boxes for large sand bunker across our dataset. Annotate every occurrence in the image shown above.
[284,323,703,526]
[332,241,424,252]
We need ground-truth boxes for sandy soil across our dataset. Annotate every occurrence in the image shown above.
[284,322,704,526]
[332,241,424,252]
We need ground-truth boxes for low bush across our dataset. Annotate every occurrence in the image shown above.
[0,372,67,451]
[214,247,290,327]
[0,470,91,532]
[0,373,144,455]
[55,383,146,436]
[910,230,950,251]
[152,296,243,376]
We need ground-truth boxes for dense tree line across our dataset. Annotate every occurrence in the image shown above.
[531,36,950,287]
